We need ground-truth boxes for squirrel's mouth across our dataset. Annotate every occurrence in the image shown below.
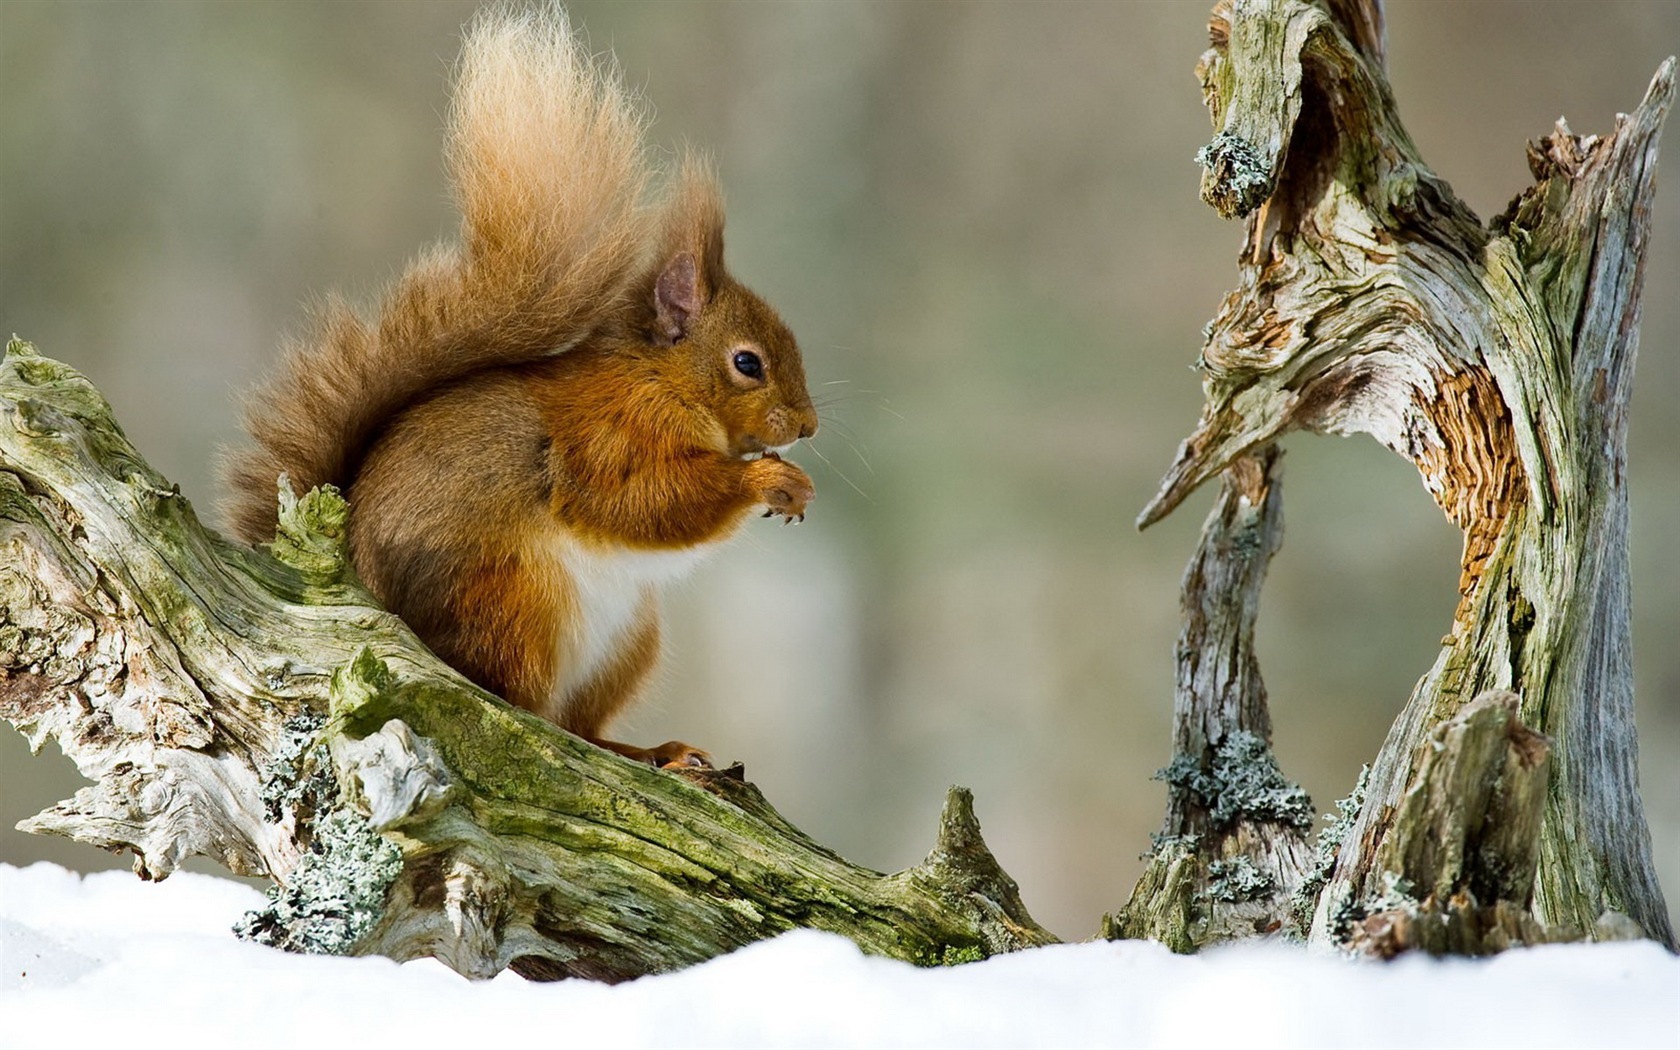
[734,435,800,460]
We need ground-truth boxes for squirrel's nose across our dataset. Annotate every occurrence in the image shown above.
[798,410,818,440]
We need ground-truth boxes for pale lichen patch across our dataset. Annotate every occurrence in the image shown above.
[1155,731,1313,831]
[259,712,334,825]
[1207,857,1275,903]
[1290,765,1369,935]
[235,808,403,955]
[239,709,403,954]
[1197,132,1274,219]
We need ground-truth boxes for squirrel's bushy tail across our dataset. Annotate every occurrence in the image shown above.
[222,5,683,544]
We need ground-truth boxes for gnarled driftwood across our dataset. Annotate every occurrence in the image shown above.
[0,339,1054,980]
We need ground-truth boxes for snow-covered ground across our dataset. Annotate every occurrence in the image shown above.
[1,863,1675,1049]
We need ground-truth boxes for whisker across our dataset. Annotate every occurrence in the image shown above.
[818,417,865,445]
[806,439,875,502]
[842,435,876,476]
[839,440,869,460]
[813,419,876,476]
[811,406,859,436]
[802,380,882,479]
[846,433,873,473]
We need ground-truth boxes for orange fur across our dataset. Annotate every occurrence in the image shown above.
[220,5,817,765]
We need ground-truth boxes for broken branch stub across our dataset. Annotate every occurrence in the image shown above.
[1342,691,1559,957]
[1142,0,1675,953]
[0,338,1056,979]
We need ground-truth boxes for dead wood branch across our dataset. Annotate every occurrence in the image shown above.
[0,340,1054,979]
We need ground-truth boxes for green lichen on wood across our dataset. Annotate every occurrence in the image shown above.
[270,478,351,581]
[316,648,1054,977]
[1101,835,1199,952]
[258,711,335,824]
[1290,765,1368,934]
[939,944,986,966]
[1207,857,1275,903]
[1195,132,1273,219]
[4,339,73,391]
[1155,731,1312,830]
[329,646,407,739]
[235,809,403,954]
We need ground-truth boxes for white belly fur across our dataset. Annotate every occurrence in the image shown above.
[545,536,715,702]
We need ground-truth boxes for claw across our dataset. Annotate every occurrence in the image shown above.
[762,509,774,518]
[796,514,805,523]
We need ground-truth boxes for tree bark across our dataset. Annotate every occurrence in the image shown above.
[0,340,1054,980]
[1136,0,1676,954]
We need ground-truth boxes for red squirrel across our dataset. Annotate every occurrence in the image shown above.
[221,7,817,768]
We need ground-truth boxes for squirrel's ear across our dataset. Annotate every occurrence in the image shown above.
[646,156,726,345]
[653,251,702,344]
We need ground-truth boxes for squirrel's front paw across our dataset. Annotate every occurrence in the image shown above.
[747,452,814,523]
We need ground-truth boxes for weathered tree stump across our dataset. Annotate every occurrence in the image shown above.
[0,339,1054,979]
[1128,0,1676,955]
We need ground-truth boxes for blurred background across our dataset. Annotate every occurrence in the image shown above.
[1,1,1676,941]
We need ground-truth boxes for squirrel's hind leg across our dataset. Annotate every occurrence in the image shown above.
[434,549,567,721]
[558,597,713,770]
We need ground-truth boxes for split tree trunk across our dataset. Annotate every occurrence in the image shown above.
[0,340,1054,980]
[1127,0,1675,955]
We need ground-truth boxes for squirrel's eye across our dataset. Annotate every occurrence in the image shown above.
[732,350,764,380]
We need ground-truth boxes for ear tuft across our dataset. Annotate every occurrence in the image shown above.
[644,152,726,344]
[653,251,701,343]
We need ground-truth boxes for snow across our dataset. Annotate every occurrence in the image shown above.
[1,863,1676,1049]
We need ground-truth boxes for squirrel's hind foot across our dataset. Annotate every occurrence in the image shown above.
[588,736,713,770]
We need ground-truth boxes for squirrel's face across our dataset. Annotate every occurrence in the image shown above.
[688,280,818,458]
[646,251,818,457]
